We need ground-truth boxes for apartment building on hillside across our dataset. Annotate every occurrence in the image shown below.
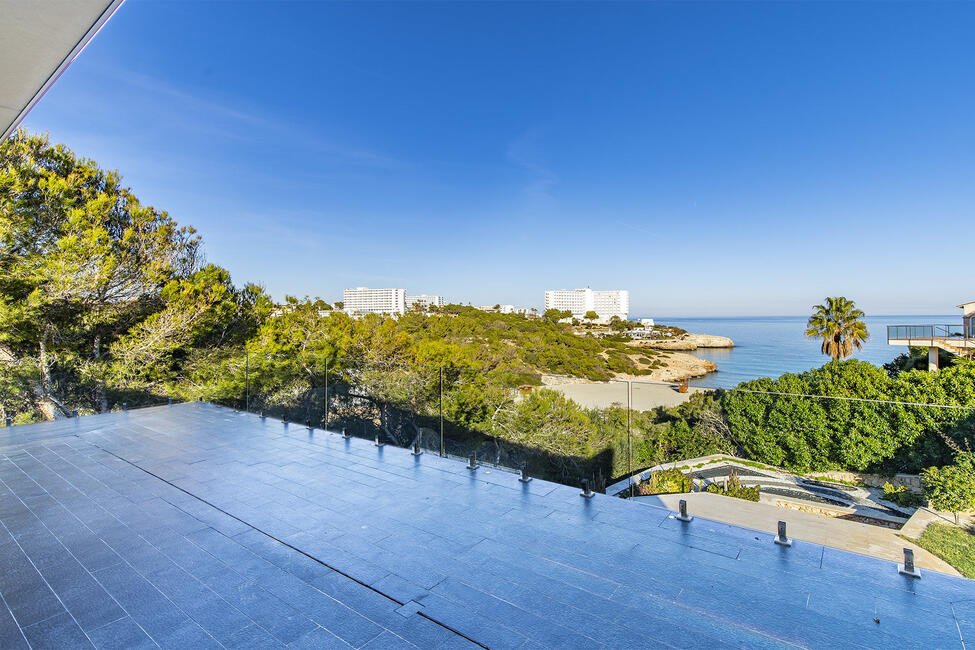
[544,288,629,322]
[343,287,407,315]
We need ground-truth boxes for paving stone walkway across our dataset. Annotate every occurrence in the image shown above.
[1,403,973,648]
[640,492,959,575]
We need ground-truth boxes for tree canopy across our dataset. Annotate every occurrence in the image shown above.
[921,451,975,524]
[805,296,869,360]
[723,358,975,472]
[0,131,266,418]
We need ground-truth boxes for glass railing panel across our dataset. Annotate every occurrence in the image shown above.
[623,378,729,498]
[887,324,969,341]
[441,369,629,492]
[439,366,532,467]
[242,353,325,425]
[325,359,439,447]
[47,366,184,415]
[187,348,248,411]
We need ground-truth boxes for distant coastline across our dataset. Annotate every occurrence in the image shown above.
[547,313,960,409]
[651,315,957,389]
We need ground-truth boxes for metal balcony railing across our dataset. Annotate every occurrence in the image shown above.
[887,324,972,344]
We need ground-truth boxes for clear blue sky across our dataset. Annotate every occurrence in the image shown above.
[23,1,975,317]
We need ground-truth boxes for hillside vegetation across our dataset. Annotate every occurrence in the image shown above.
[2,131,973,489]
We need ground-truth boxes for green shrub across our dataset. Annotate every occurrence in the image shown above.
[722,359,975,473]
[634,468,692,496]
[922,451,975,524]
[705,483,761,501]
[881,481,926,508]
[704,469,760,501]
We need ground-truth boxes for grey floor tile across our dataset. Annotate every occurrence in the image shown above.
[3,403,971,649]
[220,623,288,649]
[288,626,354,649]
[0,594,30,650]
[360,630,419,649]
[21,611,95,649]
[86,617,156,650]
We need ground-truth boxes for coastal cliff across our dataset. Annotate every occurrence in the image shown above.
[622,331,733,381]
[628,333,734,351]
[640,351,717,382]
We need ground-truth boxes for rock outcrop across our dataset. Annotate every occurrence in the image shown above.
[683,334,734,348]
[628,332,733,351]
[647,352,717,381]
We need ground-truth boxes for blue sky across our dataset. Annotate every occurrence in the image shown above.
[23,1,975,317]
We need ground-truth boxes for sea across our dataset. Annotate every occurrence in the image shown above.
[645,315,957,389]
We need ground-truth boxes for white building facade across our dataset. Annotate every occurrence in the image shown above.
[544,288,629,322]
[406,294,445,310]
[962,301,975,339]
[343,287,407,315]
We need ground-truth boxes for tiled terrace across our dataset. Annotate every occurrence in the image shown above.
[1,402,972,649]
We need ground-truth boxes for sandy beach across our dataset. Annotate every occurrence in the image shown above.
[547,381,711,410]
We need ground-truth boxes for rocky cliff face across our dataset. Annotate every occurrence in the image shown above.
[648,352,718,381]
[628,332,734,351]
[682,334,734,348]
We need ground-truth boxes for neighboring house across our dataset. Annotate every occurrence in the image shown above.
[887,301,975,370]
[962,301,975,338]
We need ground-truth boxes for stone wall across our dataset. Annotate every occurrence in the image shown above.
[815,470,922,492]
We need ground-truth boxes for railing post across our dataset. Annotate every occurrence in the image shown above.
[580,479,594,498]
[899,548,921,578]
[774,520,792,546]
[244,348,249,412]
[439,366,444,457]
[627,380,632,499]
[323,358,329,429]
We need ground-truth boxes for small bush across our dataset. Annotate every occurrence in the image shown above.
[882,481,926,508]
[922,451,975,524]
[705,469,761,502]
[634,468,692,496]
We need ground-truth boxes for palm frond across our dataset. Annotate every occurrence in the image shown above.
[806,296,869,360]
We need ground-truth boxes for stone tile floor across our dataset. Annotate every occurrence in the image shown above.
[1,402,972,649]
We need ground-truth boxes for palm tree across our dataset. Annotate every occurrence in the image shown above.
[806,297,869,360]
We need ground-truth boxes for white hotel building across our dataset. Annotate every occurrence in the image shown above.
[544,288,629,322]
[343,287,407,315]
[406,294,445,310]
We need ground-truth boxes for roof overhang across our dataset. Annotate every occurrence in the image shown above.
[1,0,125,140]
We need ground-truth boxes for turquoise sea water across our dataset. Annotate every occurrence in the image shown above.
[647,315,957,389]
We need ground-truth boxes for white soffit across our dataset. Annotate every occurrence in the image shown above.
[1,0,124,140]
